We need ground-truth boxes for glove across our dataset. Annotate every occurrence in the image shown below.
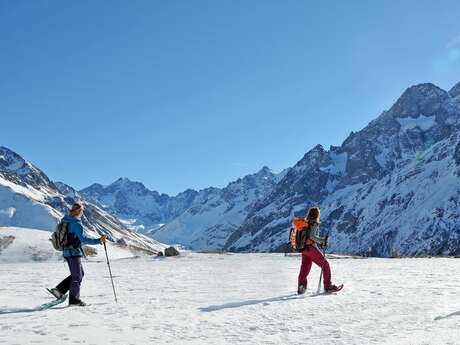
[322,235,329,249]
[100,235,108,244]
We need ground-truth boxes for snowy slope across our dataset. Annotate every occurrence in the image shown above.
[225,82,460,255]
[0,147,166,255]
[0,254,459,344]
[0,227,147,263]
[0,175,61,230]
[152,167,277,249]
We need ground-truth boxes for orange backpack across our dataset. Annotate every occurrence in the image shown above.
[289,218,313,252]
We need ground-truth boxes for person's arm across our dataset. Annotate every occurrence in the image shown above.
[308,224,327,246]
[70,222,102,245]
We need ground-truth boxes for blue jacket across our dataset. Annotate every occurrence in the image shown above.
[61,215,101,257]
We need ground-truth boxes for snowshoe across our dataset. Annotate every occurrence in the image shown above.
[325,284,343,293]
[46,287,64,299]
[68,300,87,307]
[38,294,68,311]
[297,285,306,295]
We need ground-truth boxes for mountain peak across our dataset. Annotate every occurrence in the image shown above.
[389,83,448,118]
[303,144,327,160]
[449,81,460,99]
[116,177,131,183]
[293,144,329,172]
[0,146,32,175]
[311,144,326,152]
[54,181,79,198]
[256,166,272,175]
[253,166,276,182]
[111,177,141,188]
[0,146,23,161]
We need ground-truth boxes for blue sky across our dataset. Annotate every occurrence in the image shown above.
[1,1,459,195]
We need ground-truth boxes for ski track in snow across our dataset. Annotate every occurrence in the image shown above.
[0,254,459,345]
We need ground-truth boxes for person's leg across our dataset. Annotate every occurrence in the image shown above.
[49,258,72,297]
[309,246,332,289]
[67,256,84,303]
[298,251,313,287]
[79,263,85,291]
[55,275,71,295]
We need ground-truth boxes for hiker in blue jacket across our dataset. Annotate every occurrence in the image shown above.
[48,203,107,306]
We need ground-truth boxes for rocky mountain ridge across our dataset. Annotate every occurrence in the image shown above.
[225,81,460,256]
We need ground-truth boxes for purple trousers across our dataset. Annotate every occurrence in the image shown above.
[56,256,85,303]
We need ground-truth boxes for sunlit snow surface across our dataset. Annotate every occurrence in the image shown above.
[1,253,459,344]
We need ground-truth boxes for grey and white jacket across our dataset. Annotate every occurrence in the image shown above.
[307,222,327,248]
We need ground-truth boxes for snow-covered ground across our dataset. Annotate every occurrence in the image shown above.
[0,253,459,345]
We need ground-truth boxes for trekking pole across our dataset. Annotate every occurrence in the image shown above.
[284,242,290,256]
[103,242,118,303]
[316,232,329,294]
[285,226,295,256]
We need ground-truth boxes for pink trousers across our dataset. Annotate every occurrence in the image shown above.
[298,246,331,289]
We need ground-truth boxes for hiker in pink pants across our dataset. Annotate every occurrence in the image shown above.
[294,207,342,294]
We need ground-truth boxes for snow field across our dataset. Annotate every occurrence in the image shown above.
[0,254,459,345]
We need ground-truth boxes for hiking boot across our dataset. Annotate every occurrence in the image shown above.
[297,285,306,295]
[325,284,343,293]
[47,288,64,299]
[69,300,87,307]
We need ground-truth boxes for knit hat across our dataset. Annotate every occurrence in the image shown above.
[69,202,84,217]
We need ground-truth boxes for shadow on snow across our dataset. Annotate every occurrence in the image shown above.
[434,311,460,321]
[199,293,304,312]
[0,306,67,315]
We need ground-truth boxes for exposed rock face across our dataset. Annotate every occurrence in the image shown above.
[164,246,180,257]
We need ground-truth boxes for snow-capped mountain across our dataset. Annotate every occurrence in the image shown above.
[8,80,458,257]
[80,178,198,234]
[225,82,460,256]
[152,167,278,250]
[81,167,279,250]
[0,147,166,254]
